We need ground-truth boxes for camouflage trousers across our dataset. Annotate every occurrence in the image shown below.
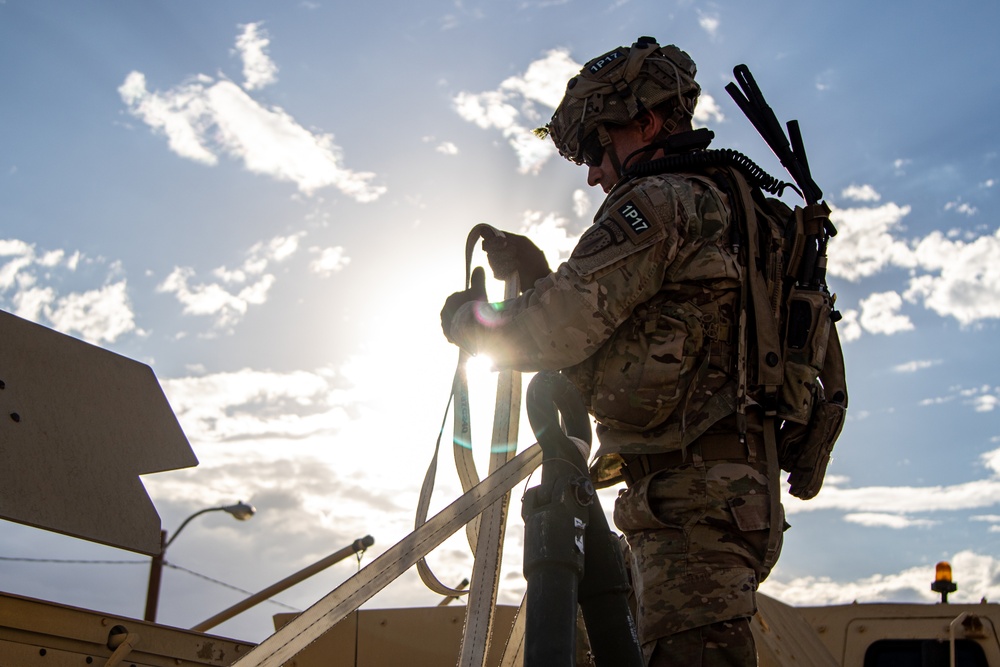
[613,429,782,665]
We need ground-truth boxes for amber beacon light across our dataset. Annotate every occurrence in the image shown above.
[931,561,958,603]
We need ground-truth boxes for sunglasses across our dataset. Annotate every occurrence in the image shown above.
[578,131,605,168]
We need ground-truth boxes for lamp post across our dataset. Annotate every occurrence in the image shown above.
[143,501,256,622]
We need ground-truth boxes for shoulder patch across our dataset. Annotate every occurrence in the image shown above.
[613,198,656,244]
[568,188,666,277]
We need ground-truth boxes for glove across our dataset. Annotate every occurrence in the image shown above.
[441,266,487,343]
[481,231,550,289]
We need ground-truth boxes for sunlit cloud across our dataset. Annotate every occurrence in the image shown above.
[309,246,351,276]
[161,366,354,443]
[827,202,915,282]
[892,359,941,373]
[41,281,137,344]
[974,394,999,412]
[815,69,837,92]
[836,308,861,342]
[454,46,728,169]
[904,228,1000,325]
[697,11,721,38]
[235,22,278,91]
[158,233,302,329]
[519,210,580,265]
[763,550,1000,606]
[945,200,978,216]
[436,141,459,155]
[859,291,913,335]
[784,464,1000,518]
[842,513,937,529]
[841,183,881,202]
[0,239,136,343]
[692,93,724,126]
[159,266,274,330]
[572,189,592,219]
[828,197,1000,330]
[453,48,581,174]
[119,27,385,201]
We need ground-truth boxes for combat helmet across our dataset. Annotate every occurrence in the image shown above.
[542,37,700,171]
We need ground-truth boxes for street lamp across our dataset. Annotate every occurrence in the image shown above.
[143,501,256,622]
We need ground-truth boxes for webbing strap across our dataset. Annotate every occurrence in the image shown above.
[729,168,782,391]
[413,223,524,667]
[415,223,513,596]
[761,417,783,568]
[459,224,521,667]
[727,168,785,571]
[498,596,528,666]
[229,444,543,667]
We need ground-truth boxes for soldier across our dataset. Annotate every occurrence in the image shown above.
[441,37,782,666]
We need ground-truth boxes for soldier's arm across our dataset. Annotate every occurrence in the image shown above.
[446,177,691,370]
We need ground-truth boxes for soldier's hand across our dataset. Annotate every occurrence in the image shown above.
[440,266,487,343]
[481,231,551,289]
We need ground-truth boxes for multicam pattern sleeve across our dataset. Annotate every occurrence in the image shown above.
[447,173,734,375]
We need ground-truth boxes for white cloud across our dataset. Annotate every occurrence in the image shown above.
[436,141,459,155]
[310,246,351,276]
[903,228,1000,325]
[827,202,915,282]
[697,11,720,38]
[161,367,354,443]
[919,395,954,407]
[119,29,385,201]
[258,233,303,263]
[763,550,1000,606]
[572,189,592,219]
[842,512,937,529]
[453,48,581,174]
[892,359,941,373]
[42,281,137,344]
[519,210,579,265]
[118,71,218,165]
[841,184,881,202]
[945,200,978,216]
[453,47,731,169]
[828,194,1000,328]
[693,92,724,127]
[784,473,1000,517]
[814,69,836,92]
[159,266,274,329]
[159,233,301,329]
[235,22,278,91]
[836,308,862,342]
[859,291,913,335]
[0,239,136,344]
[974,394,999,412]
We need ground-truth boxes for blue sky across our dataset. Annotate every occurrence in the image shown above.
[2,0,1000,645]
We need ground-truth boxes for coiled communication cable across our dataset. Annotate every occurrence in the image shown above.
[625,148,800,199]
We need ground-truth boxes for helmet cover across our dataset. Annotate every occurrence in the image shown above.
[542,37,700,165]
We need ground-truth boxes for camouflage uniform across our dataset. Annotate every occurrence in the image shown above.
[447,170,782,665]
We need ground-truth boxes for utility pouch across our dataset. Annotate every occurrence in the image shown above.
[777,397,846,500]
[776,286,834,424]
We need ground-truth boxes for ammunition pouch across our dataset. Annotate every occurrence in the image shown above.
[776,286,835,425]
[776,321,847,501]
[777,397,846,500]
